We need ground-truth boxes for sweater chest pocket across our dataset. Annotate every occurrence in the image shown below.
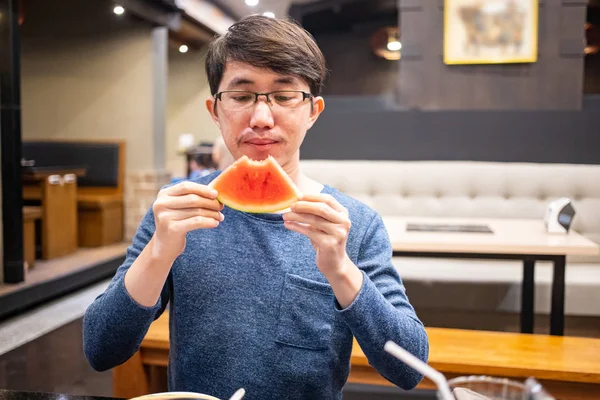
[275,273,335,350]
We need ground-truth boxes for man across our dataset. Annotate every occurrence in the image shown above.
[83,15,428,400]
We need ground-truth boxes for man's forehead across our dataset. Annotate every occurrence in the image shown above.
[220,61,305,88]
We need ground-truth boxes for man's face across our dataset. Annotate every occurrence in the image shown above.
[206,61,324,169]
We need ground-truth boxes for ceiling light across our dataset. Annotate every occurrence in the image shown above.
[387,41,401,51]
[113,5,125,15]
[262,11,275,18]
[179,45,189,53]
[245,0,259,6]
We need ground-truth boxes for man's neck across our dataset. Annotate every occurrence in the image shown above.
[283,159,324,195]
[283,158,302,185]
[298,174,324,194]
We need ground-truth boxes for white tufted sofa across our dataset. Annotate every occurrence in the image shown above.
[300,160,600,317]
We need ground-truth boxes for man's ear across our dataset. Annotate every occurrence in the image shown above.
[306,96,325,130]
[206,96,220,125]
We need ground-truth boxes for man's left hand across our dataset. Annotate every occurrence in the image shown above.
[283,194,352,278]
[283,194,363,307]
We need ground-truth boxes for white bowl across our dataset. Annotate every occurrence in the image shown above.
[130,392,221,400]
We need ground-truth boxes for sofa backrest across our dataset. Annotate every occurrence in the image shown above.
[300,160,600,263]
[22,140,125,194]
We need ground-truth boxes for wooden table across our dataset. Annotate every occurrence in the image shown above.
[21,166,87,183]
[22,166,87,259]
[113,312,600,400]
[382,217,600,336]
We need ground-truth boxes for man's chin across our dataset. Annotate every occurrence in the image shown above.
[239,145,280,161]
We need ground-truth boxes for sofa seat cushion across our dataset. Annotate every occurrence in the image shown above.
[392,257,600,316]
[77,194,123,210]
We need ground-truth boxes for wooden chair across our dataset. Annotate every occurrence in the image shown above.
[77,193,124,246]
[22,140,126,247]
[75,141,125,246]
[22,172,79,260]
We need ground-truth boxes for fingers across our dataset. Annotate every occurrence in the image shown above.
[284,212,350,245]
[298,194,348,215]
[157,193,223,212]
[284,220,328,243]
[284,194,351,244]
[154,183,223,218]
[290,198,350,226]
[167,216,221,234]
[161,208,224,223]
[162,181,218,199]
[283,212,335,235]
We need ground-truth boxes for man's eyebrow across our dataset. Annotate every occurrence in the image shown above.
[225,76,300,90]
[274,77,297,85]
[226,78,254,89]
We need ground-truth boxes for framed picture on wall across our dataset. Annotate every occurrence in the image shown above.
[443,0,538,65]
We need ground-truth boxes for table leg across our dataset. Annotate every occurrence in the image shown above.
[41,174,78,259]
[550,256,566,336]
[521,259,535,334]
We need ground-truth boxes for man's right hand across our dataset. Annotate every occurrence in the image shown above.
[151,181,224,263]
[124,181,223,307]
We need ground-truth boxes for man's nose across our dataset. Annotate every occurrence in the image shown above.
[249,97,275,129]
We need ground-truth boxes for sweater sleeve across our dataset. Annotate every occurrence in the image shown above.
[82,206,171,372]
[336,213,429,390]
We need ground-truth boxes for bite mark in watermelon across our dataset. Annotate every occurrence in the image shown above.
[209,155,302,213]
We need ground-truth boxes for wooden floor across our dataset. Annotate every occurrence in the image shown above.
[0,243,129,297]
[0,243,129,320]
[0,317,113,397]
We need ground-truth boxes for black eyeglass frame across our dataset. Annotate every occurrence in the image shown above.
[213,90,314,113]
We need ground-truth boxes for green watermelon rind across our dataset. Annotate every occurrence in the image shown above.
[215,195,298,214]
[209,155,302,214]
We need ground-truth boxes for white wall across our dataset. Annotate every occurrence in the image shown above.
[19,0,159,172]
[19,0,222,179]
[167,46,221,178]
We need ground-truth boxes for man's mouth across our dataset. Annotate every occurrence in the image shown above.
[246,139,278,145]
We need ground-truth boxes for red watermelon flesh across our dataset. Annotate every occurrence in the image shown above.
[209,155,302,213]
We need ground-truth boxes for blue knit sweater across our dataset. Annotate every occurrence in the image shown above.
[83,173,429,400]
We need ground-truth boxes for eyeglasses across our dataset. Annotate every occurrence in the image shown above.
[214,90,314,112]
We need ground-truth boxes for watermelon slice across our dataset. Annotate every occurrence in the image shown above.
[209,155,302,213]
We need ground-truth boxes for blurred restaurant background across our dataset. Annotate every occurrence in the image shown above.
[1,0,600,399]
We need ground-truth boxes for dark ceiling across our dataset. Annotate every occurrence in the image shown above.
[291,0,397,35]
